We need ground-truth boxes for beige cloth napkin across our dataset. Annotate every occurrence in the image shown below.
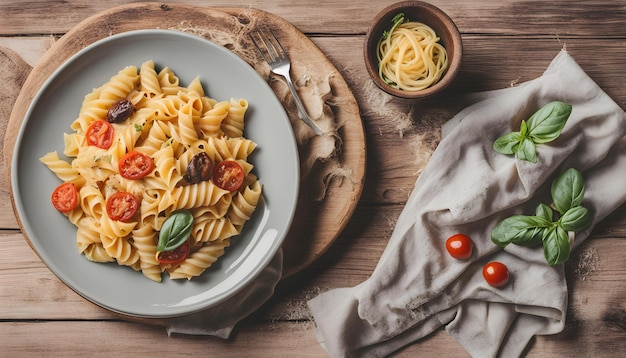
[307,50,626,357]
[165,249,282,338]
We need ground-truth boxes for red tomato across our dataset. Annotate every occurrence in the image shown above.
[212,160,244,192]
[106,192,138,222]
[446,234,473,259]
[156,239,190,265]
[86,120,114,149]
[51,182,78,213]
[482,261,510,287]
[118,151,154,180]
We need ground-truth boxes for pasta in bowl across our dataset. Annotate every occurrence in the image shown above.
[364,1,462,100]
[11,30,299,317]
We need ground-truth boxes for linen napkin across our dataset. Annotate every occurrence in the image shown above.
[308,50,626,357]
[165,249,283,338]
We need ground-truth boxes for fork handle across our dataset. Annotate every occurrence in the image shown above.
[283,76,324,136]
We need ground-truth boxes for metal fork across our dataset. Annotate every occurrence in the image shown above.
[250,27,324,136]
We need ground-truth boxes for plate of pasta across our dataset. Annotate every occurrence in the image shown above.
[11,29,299,317]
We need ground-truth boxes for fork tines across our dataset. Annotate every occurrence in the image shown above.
[249,27,287,64]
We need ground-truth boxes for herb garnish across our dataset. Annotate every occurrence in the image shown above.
[491,168,592,265]
[382,13,407,40]
[156,209,194,252]
[493,101,572,163]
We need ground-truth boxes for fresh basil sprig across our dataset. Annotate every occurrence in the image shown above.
[379,13,408,87]
[157,209,193,252]
[493,101,572,163]
[382,13,407,40]
[491,168,592,265]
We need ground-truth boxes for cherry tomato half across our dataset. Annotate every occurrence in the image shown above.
[446,234,473,260]
[86,120,114,149]
[118,151,154,180]
[106,191,138,222]
[482,261,510,288]
[51,182,78,213]
[212,160,244,192]
[156,239,190,265]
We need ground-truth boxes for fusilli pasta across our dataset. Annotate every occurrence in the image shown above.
[41,61,262,282]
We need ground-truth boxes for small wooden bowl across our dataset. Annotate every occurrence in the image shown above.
[364,1,462,100]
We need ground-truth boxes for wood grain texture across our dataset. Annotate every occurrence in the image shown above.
[2,0,626,37]
[1,1,625,357]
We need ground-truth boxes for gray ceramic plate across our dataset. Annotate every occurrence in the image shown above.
[11,29,299,318]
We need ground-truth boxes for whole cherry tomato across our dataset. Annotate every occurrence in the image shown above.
[86,120,114,149]
[106,191,138,222]
[156,239,191,265]
[446,234,473,259]
[212,160,244,192]
[482,261,510,287]
[118,151,154,180]
[51,182,78,213]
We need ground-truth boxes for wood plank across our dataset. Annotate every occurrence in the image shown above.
[0,320,463,358]
[0,305,624,358]
[0,231,116,319]
[2,0,626,37]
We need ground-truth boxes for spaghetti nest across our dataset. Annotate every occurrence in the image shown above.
[377,16,449,91]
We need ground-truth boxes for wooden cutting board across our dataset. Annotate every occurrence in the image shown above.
[4,3,366,281]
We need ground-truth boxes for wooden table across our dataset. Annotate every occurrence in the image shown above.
[1,1,624,356]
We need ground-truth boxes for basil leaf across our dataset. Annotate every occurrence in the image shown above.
[491,215,550,247]
[542,225,570,265]
[535,203,554,221]
[561,206,591,232]
[157,209,193,252]
[493,131,522,155]
[493,102,571,163]
[527,101,572,144]
[551,168,585,214]
[515,137,537,163]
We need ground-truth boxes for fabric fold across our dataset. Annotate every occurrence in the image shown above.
[165,248,283,338]
[308,50,626,357]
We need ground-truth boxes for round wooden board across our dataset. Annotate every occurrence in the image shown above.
[4,3,365,283]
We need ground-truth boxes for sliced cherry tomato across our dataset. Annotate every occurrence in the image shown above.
[106,191,138,222]
[118,151,154,180]
[156,239,190,265]
[446,234,473,260]
[86,120,114,149]
[51,182,78,213]
[482,261,510,287]
[212,160,244,192]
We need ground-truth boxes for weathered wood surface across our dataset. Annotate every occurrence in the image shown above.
[1,1,625,357]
